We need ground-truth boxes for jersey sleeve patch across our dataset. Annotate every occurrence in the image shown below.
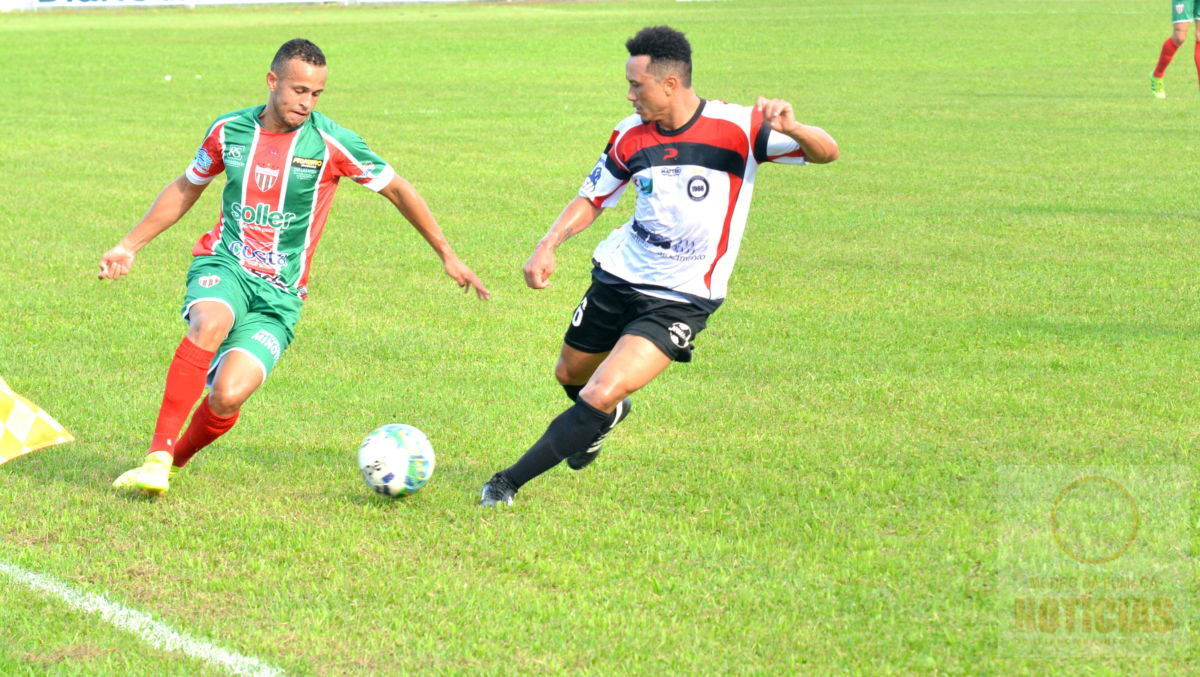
[185,123,226,185]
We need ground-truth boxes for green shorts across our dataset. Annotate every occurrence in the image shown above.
[182,256,303,385]
[1173,1,1199,23]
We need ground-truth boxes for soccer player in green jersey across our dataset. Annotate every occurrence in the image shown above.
[101,39,489,496]
[1150,1,1200,98]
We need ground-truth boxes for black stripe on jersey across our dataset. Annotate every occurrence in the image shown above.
[605,154,632,181]
[752,118,772,164]
[625,142,746,179]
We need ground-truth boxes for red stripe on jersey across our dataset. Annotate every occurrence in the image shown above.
[296,153,341,296]
[237,130,292,276]
[768,149,807,161]
[704,174,743,290]
[192,120,233,257]
[614,116,750,169]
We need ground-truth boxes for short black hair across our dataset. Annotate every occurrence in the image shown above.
[271,38,326,75]
[625,25,692,87]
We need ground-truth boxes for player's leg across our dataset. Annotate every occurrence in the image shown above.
[554,343,634,470]
[1193,18,1200,90]
[481,335,671,506]
[1153,6,1193,96]
[169,351,262,468]
[112,299,233,495]
[172,306,295,468]
[555,343,608,401]
[480,282,628,505]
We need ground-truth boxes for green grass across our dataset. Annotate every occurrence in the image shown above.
[0,0,1196,674]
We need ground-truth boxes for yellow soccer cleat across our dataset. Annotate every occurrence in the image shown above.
[112,451,174,496]
[1151,74,1166,99]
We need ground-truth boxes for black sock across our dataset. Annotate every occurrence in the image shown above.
[562,384,583,402]
[503,399,610,488]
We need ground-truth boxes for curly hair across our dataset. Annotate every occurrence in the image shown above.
[271,39,326,75]
[625,26,692,87]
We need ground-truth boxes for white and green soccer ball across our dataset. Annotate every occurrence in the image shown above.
[357,424,435,497]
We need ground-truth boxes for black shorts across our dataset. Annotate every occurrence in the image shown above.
[563,281,711,362]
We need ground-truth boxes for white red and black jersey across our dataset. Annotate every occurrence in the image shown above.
[579,99,806,309]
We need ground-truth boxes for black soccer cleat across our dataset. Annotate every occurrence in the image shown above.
[567,397,632,471]
[479,472,518,507]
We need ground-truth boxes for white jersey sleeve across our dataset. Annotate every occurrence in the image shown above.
[762,128,808,165]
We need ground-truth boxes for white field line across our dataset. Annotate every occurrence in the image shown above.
[0,560,286,677]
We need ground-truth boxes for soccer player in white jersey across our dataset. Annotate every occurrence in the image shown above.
[480,25,838,506]
[100,39,489,496]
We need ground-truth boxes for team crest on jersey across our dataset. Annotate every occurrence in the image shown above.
[198,275,221,288]
[633,175,653,196]
[687,176,709,201]
[254,165,280,191]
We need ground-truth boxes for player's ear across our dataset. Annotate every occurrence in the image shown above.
[266,70,278,92]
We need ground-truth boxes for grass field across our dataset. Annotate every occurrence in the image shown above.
[0,0,1196,674]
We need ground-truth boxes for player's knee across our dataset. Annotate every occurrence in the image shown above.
[1173,30,1188,45]
[579,381,627,413]
[207,386,249,417]
[554,359,577,386]
[187,319,231,350]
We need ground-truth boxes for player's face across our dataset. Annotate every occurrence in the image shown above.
[626,55,669,124]
[266,59,327,129]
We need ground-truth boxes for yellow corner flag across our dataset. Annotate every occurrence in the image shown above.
[0,377,74,465]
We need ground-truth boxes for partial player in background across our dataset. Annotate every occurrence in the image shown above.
[479,25,838,506]
[1150,2,1200,98]
[100,38,489,496]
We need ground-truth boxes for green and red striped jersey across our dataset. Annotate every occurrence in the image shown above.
[185,105,395,299]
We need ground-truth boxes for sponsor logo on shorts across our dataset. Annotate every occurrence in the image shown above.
[668,322,693,349]
[634,175,654,196]
[198,275,220,288]
[687,176,709,201]
[252,329,282,362]
[230,202,297,230]
[229,240,288,267]
[194,148,212,172]
[254,165,280,192]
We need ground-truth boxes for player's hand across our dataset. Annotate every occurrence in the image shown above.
[755,96,798,134]
[444,257,490,300]
[98,245,135,280]
[523,247,556,289]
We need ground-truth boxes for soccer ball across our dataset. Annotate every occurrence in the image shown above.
[357,424,436,497]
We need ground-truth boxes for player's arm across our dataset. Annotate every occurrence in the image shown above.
[98,174,208,280]
[523,197,604,290]
[377,174,490,301]
[754,97,839,164]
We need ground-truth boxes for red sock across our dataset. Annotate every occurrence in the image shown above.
[1193,41,1200,84]
[172,398,239,467]
[1154,38,1180,77]
[149,338,215,454]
